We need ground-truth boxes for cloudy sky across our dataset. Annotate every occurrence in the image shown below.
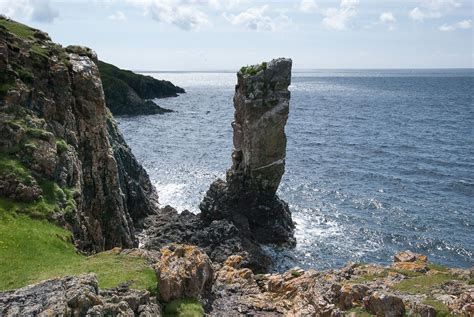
[1,0,473,70]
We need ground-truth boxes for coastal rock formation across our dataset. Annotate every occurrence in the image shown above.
[98,60,185,116]
[142,206,271,272]
[0,17,158,251]
[200,58,295,244]
[207,253,474,316]
[0,274,161,316]
[143,59,295,271]
[156,244,213,302]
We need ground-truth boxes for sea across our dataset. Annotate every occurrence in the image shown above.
[117,69,474,271]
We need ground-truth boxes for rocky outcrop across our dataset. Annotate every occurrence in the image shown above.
[98,60,184,116]
[207,252,473,317]
[142,206,272,272]
[0,274,161,316]
[156,244,213,302]
[200,58,295,245]
[0,17,158,251]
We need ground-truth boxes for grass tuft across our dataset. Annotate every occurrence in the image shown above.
[163,299,204,317]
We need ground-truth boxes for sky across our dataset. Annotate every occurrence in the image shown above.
[1,0,473,70]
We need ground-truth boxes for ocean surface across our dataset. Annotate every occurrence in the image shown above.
[117,69,474,271]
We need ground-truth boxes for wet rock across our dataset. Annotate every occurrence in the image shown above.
[363,292,405,317]
[156,244,213,302]
[200,58,295,246]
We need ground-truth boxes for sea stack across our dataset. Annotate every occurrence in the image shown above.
[200,58,295,245]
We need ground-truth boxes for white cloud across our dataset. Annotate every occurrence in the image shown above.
[108,11,127,21]
[322,0,359,31]
[299,0,318,13]
[379,11,396,30]
[224,5,289,31]
[0,0,58,23]
[439,19,472,31]
[409,0,461,21]
[380,12,396,24]
[129,0,210,31]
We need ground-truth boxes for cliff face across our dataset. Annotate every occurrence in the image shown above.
[98,60,185,116]
[0,17,158,251]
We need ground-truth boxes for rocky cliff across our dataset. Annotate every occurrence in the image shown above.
[0,17,158,251]
[98,60,184,116]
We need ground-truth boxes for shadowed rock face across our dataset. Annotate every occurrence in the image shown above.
[200,58,295,245]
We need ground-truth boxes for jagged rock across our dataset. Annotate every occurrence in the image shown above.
[0,274,160,317]
[210,261,342,316]
[143,206,271,272]
[363,292,405,317]
[0,274,100,316]
[156,244,213,302]
[200,58,295,245]
[339,284,370,309]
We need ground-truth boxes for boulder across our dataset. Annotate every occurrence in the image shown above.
[363,292,405,317]
[393,251,427,263]
[155,244,213,302]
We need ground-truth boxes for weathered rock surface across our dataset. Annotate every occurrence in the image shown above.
[206,251,473,316]
[0,17,158,251]
[156,244,213,302]
[0,274,161,317]
[200,58,295,246]
[143,206,272,272]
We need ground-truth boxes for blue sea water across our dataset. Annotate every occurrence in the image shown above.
[117,69,474,271]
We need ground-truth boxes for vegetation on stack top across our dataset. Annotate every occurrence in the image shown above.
[98,60,185,116]
[240,62,268,76]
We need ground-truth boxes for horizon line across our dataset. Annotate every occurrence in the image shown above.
[135,67,474,73]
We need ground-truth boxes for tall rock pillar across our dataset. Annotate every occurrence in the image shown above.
[200,58,294,245]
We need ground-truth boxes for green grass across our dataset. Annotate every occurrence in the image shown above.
[391,272,460,294]
[56,139,68,154]
[240,62,267,76]
[0,154,33,184]
[0,212,157,292]
[163,299,204,317]
[346,307,372,317]
[423,298,458,317]
[0,18,35,39]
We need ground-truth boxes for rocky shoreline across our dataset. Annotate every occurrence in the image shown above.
[1,248,472,316]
